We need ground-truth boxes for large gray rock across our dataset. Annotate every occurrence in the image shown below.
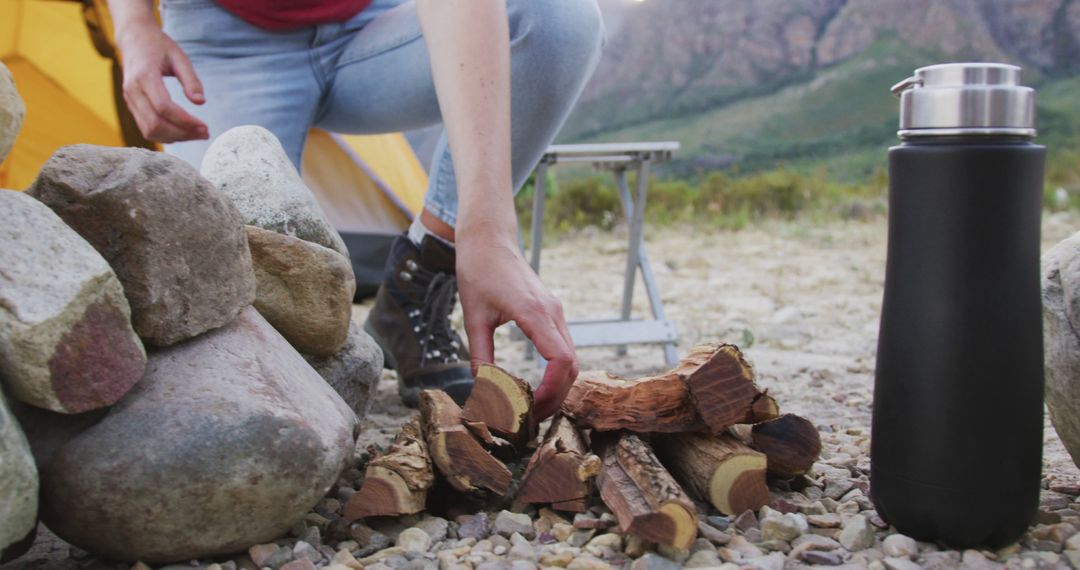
[1044,232,1080,467]
[0,62,24,164]
[27,145,256,347]
[37,307,356,563]
[0,190,145,413]
[201,126,349,258]
[247,226,355,356]
[0,389,38,560]
[304,321,382,420]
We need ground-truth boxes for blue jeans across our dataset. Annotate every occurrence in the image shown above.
[160,0,604,227]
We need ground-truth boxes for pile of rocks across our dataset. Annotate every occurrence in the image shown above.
[0,63,381,565]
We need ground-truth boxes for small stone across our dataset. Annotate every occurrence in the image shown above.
[629,553,682,570]
[398,528,433,553]
[869,514,890,529]
[793,534,842,551]
[808,513,843,528]
[508,542,534,559]
[565,556,614,570]
[801,550,843,565]
[684,549,723,568]
[760,512,808,542]
[727,535,763,558]
[837,500,861,515]
[1031,522,1077,544]
[551,523,574,542]
[1043,491,1072,511]
[746,552,786,570]
[1027,538,1062,552]
[494,510,535,539]
[281,560,317,570]
[839,515,874,551]
[332,549,363,570]
[825,478,855,500]
[656,542,690,563]
[802,501,829,516]
[293,540,321,562]
[760,539,792,553]
[574,513,614,530]
[585,533,622,557]
[264,545,296,569]
[962,549,1004,570]
[456,513,491,540]
[538,508,571,527]
[1051,481,1080,496]
[1066,531,1080,550]
[624,534,646,558]
[539,550,575,567]
[568,529,595,547]
[509,561,538,570]
[358,546,409,566]
[771,498,800,514]
[733,510,759,531]
[881,533,918,558]
[697,520,731,544]
[1033,509,1063,525]
[0,62,25,163]
[250,543,282,567]
[706,515,731,530]
[883,557,921,570]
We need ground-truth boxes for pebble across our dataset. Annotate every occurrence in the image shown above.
[837,500,861,515]
[585,533,623,557]
[793,533,842,551]
[876,536,912,557]
[629,553,682,570]
[839,515,874,551]
[760,539,791,553]
[1050,481,1080,496]
[397,528,433,553]
[733,510,759,531]
[565,555,614,570]
[624,535,647,557]
[574,513,614,530]
[294,541,322,562]
[539,549,575,567]
[962,550,1005,570]
[1031,522,1077,545]
[689,537,716,554]
[551,523,575,542]
[825,478,855,499]
[760,512,808,542]
[707,515,732,530]
[727,535,764,558]
[882,557,921,570]
[808,513,843,528]
[264,545,295,568]
[249,543,279,566]
[456,513,491,540]
[656,543,690,563]
[417,517,450,542]
[567,529,596,547]
[802,550,844,565]
[684,549,723,568]
[281,559,317,570]
[332,549,363,569]
[494,511,535,539]
[358,546,409,566]
[745,551,786,570]
[1042,491,1071,511]
[697,520,731,544]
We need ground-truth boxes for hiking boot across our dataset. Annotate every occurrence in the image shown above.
[364,234,472,407]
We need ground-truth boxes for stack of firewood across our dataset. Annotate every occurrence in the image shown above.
[342,344,822,550]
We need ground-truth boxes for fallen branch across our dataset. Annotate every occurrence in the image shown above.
[750,414,821,479]
[517,415,601,512]
[343,417,434,521]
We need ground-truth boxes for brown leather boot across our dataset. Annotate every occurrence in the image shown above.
[363,235,472,406]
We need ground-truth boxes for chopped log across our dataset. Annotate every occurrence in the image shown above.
[517,415,602,512]
[685,344,778,433]
[750,414,822,479]
[461,363,536,449]
[595,433,697,549]
[560,344,775,433]
[343,417,434,521]
[654,432,769,516]
[420,389,512,496]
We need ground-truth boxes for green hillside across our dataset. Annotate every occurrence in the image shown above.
[560,38,1080,188]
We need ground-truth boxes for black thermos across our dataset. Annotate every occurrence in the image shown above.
[870,63,1045,548]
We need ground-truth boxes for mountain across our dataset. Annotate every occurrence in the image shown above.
[562,0,1080,180]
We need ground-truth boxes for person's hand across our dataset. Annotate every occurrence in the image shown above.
[456,232,579,420]
[116,22,209,143]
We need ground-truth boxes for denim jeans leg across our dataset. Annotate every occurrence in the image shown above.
[315,0,605,228]
[159,0,325,169]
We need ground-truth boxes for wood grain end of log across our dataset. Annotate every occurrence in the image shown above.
[343,417,433,521]
[708,452,770,516]
[751,413,822,479]
[420,389,513,497]
[461,363,536,448]
[517,415,599,508]
[747,393,780,424]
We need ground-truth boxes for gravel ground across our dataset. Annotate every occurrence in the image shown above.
[9,212,1080,570]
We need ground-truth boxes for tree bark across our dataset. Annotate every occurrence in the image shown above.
[750,414,821,479]
[684,344,778,433]
[595,433,697,549]
[517,415,601,512]
[461,363,537,450]
[420,389,512,497]
[343,416,434,521]
[655,432,770,517]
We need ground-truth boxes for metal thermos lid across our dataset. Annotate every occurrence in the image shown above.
[892,63,1036,138]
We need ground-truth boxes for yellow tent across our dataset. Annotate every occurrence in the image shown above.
[1,0,427,296]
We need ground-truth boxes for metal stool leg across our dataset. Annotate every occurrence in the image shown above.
[524,163,549,362]
[617,160,650,356]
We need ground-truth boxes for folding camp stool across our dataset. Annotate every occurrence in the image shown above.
[521,142,681,367]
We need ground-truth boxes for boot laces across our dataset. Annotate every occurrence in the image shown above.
[403,262,464,365]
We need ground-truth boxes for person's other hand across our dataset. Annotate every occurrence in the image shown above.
[456,233,578,420]
[117,23,208,143]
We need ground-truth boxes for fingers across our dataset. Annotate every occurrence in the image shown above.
[141,77,209,141]
[517,303,577,420]
[167,46,206,105]
[464,315,496,377]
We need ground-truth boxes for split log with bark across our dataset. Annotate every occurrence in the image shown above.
[595,433,698,550]
[420,389,512,497]
[343,417,434,521]
[655,432,770,516]
[749,414,822,479]
[516,414,601,512]
[461,363,537,451]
